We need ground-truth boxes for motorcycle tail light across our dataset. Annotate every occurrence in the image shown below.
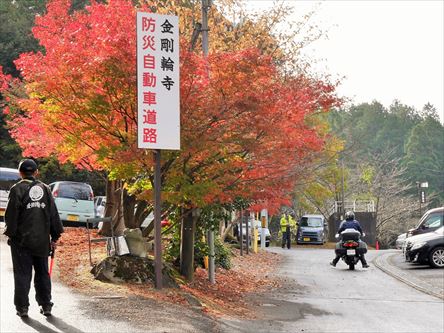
[344,241,358,247]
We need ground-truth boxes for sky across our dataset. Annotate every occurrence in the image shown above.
[246,0,444,121]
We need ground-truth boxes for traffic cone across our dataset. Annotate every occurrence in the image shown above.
[375,240,379,251]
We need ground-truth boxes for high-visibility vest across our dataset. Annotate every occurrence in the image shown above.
[288,216,296,228]
[280,216,289,232]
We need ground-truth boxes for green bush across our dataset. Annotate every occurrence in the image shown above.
[166,234,232,270]
[214,237,232,270]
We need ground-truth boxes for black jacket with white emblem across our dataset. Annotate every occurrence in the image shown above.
[4,177,64,257]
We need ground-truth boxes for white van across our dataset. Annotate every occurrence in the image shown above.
[49,181,95,225]
[0,167,21,222]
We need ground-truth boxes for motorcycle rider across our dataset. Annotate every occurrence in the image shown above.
[330,211,369,268]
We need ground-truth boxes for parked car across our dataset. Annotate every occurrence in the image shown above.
[49,181,95,225]
[296,214,327,245]
[94,195,106,218]
[236,219,270,247]
[395,233,407,249]
[257,224,271,247]
[0,167,21,222]
[407,207,444,238]
[404,226,444,268]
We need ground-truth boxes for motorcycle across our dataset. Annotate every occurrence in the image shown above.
[335,228,367,270]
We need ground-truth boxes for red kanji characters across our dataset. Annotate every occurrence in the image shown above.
[143,35,156,51]
[143,73,156,87]
[142,17,156,32]
[143,55,155,69]
[143,91,157,105]
[143,128,157,143]
[143,109,157,124]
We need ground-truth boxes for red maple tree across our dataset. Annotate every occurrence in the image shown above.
[1,0,340,213]
[1,0,340,279]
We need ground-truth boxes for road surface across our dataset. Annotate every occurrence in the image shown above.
[0,233,215,333]
[2,230,442,333]
[221,247,444,333]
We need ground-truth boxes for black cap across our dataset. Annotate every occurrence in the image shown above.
[18,159,38,173]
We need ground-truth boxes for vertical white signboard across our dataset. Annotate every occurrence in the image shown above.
[137,12,180,150]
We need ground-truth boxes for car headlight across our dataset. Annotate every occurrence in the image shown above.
[411,241,426,251]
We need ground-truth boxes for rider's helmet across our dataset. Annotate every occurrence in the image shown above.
[345,211,355,221]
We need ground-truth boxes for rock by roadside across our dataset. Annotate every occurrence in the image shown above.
[91,255,179,288]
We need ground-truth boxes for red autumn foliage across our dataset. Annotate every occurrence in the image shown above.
[0,0,341,213]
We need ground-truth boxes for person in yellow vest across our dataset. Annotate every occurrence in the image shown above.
[280,213,296,249]
[288,214,297,242]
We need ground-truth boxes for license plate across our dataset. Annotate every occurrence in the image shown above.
[346,249,355,255]
[67,214,79,222]
[303,237,310,242]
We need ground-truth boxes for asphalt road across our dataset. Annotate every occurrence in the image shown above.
[2,229,443,333]
[375,250,444,299]
[221,247,444,333]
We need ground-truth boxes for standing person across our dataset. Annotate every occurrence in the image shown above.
[280,213,291,249]
[4,159,64,318]
[288,214,297,241]
[330,211,369,268]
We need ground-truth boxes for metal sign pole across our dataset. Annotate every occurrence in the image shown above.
[202,0,215,284]
[245,212,249,254]
[240,209,243,256]
[154,149,162,289]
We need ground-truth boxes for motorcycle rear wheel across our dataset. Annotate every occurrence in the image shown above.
[348,263,355,270]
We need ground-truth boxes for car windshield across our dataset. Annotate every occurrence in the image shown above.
[300,217,323,227]
[423,213,443,228]
[0,170,21,191]
[58,183,91,200]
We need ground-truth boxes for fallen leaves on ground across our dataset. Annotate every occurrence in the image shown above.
[56,228,282,318]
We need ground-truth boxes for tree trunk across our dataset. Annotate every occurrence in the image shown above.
[180,207,196,281]
[123,190,137,229]
[221,211,238,241]
[135,200,150,228]
[101,179,125,237]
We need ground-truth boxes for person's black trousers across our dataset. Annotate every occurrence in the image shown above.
[281,227,291,249]
[10,243,52,310]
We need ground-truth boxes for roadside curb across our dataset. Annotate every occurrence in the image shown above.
[373,251,443,300]
[180,291,204,309]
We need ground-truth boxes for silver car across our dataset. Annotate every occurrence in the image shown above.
[396,233,407,249]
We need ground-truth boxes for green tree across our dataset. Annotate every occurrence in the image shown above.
[0,0,46,167]
[403,111,444,204]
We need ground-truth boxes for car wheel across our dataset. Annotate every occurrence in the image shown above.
[429,247,444,268]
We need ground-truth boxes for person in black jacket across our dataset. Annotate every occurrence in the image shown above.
[4,159,64,318]
[330,211,369,268]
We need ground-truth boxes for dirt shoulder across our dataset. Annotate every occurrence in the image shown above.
[55,228,283,320]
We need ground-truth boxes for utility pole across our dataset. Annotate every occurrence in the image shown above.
[201,0,215,284]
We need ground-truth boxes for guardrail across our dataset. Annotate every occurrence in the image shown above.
[332,200,375,214]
